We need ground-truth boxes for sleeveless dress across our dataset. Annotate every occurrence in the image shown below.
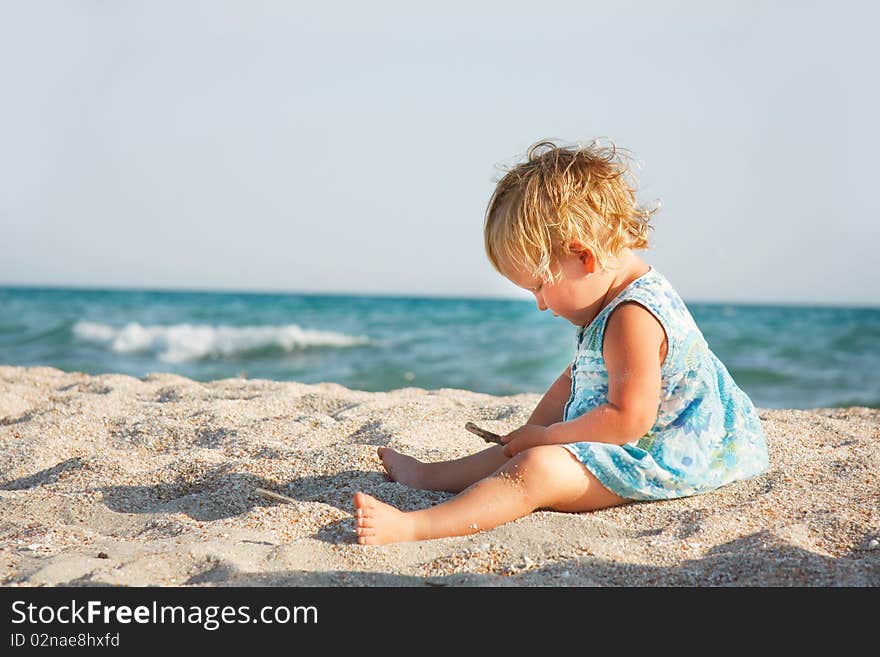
[560,266,769,501]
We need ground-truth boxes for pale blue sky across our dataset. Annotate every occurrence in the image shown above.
[2,1,878,306]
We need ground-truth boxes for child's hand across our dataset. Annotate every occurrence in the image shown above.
[501,424,550,457]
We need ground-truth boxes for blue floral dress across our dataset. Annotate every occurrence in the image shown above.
[560,266,769,500]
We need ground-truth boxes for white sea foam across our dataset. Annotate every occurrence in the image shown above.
[72,321,371,363]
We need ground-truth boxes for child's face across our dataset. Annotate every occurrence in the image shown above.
[503,250,605,327]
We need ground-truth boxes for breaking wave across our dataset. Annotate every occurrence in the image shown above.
[72,321,371,363]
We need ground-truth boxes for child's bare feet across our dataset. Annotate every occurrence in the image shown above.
[377,447,427,489]
[353,491,417,545]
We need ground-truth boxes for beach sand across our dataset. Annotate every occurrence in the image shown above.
[1,365,877,587]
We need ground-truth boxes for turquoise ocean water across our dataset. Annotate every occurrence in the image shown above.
[1,286,877,409]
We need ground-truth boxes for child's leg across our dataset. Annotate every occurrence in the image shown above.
[355,445,629,545]
[377,367,573,493]
[378,444,509,493]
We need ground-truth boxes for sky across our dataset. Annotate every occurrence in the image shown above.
[1,1,878,306]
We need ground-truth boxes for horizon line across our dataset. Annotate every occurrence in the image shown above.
[1,281,878,311]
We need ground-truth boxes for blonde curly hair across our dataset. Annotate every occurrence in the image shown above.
[484,139,657,283]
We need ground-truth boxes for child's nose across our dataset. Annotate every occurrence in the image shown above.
[535,295,548,312]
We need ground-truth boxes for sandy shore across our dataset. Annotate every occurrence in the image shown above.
[1,365,877,586]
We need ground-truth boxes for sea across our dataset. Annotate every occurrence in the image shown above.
[1,286,877,410]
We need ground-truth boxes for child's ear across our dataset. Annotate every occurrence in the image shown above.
[568,241,597,273]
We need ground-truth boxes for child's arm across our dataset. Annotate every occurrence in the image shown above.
[525,363,573,427]
[502,303,665,456]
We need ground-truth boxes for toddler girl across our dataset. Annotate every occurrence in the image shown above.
[353,139,769,545]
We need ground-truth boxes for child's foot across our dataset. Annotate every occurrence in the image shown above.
[377,447,428,489]
[353,492,417,545]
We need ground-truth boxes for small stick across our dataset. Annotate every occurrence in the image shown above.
[465,421,504,444]
[255,487,298,505]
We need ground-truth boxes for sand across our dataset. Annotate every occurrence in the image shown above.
[0,365,877,587]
